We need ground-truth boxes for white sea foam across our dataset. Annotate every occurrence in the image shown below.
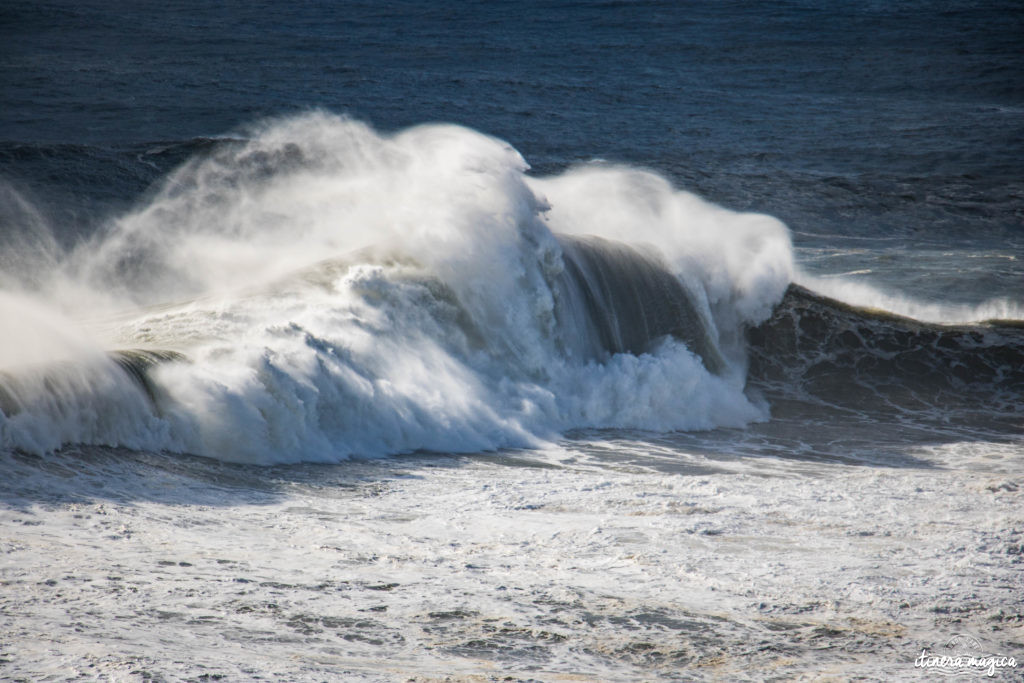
[0,113,793,463]
[3,440,1021,681]
[796,272,1024,324]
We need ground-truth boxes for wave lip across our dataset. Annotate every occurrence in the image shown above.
[797,272,1024,325]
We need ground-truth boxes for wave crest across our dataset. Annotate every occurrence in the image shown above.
[0,114,792,462]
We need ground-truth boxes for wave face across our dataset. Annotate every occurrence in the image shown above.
[748,285,1024,426]
[0,114,793,463]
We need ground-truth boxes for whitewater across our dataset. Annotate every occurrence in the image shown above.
[2,116,1021,680]
[0,114,794,462]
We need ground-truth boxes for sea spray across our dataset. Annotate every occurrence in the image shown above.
[0,113,793,463]
[796,272,1024,324]
[0,293,174,453]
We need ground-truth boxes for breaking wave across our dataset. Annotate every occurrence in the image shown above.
[4,113,1017,464]
[0,113,792,463]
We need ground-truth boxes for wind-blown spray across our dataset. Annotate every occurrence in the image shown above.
[0,113,794,463]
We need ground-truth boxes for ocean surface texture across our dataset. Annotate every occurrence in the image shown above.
[2,1,1022,680]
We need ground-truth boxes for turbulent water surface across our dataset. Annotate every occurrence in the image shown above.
[2,1,1022,681]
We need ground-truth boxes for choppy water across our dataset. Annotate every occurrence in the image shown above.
[2,1,1022,680]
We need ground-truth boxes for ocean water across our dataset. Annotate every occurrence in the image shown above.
[2,1,1022,680]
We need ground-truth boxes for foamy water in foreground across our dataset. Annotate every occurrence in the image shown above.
[2,437,1021,681]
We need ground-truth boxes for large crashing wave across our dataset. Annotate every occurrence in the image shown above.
[0,113,794,463]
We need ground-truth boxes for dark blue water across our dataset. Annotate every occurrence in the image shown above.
[3,0,1023,259]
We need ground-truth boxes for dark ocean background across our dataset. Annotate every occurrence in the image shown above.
[4,0,1023,267]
